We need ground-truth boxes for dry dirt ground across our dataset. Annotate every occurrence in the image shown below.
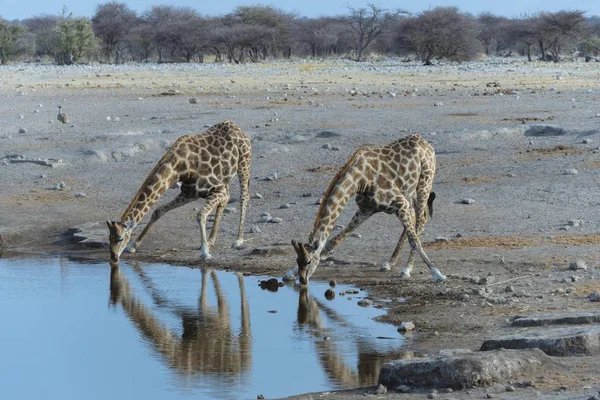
[2,58,600,399]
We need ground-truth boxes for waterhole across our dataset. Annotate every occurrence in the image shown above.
[0,255,414,399]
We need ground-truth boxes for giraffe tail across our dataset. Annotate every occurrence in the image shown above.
[427,191,436,218]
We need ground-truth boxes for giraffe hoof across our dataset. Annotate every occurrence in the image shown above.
[125,242,137,253]
[433,274,447,283]
[400,271,411,279]
[200,248,212,261]
[231,240,244,250]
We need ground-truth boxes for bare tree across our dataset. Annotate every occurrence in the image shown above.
[477,12,508,55]
[92,2,137,63]
[500,16,538,61]
[142,6,176,62]
[23,14,60,59]
[396,7,481,65]
[346,3,400,61]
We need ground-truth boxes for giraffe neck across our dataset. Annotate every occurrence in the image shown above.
[309,172,358,253]
[120,156,180,227]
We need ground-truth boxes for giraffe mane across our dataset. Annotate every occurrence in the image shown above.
[312,148,362,232]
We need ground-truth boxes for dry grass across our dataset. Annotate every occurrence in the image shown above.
[519,145,585,158]
[425,235,541,250]
[548,234,600,246]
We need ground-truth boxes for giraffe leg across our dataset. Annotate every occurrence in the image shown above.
[128,193,196,253]
[197,190,229,260]
[323,207,373,258]
[395,196,445,282]
[208,196,228,248]
[233,155,250,249]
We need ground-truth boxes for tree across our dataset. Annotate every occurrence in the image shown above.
[166,7,207,62]
[477,12,507,55]
[23,14,60,59]
[500,16,538,61]
[92,2,137,63]
[537,10,588,61]
[0,18,29,64]
[396,7,481,65]
[55,17,97,64]
[346,4,399,61]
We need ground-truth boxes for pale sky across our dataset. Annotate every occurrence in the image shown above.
[1,0,599,21]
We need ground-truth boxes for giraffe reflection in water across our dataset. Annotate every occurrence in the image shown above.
[109,264,251,375]
[297,288,419,388]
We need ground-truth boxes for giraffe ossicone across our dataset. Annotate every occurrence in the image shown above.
[107,120,251,264]
[287,134,446,286]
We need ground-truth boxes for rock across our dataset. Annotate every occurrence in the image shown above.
[254,192,263,199]
[570,260,588,270]
[589,291,600,302]
[397,322,415,332]
[279,203,291,209]
[583,138,593,144]
[54,181,68,191]
[189,97,198,104]
[269,217,283,223]
[357,299,372,307]
[18,128,27,134]
[350,233,362,238]
[329,280,336,288]
[301,192,312,197]
[375,384,387,394]
[396,384,411,393]
[259,278,280,292]
[315,130,342,139]
[67,221,109,248]
[460,198,476,204]
[481,326,600,356]
[505,385,515,392]
[564,169,579,175]
[524,125,566,137]
[265,172,278,181]
[324,288,336,300]
[434,102,443,106]
[378,348,555,390]
[321,143,332,149]
[224,207,236,214]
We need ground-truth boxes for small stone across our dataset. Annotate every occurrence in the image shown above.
[434,102,443,106]
[301,192,312,197]
[254,192,263,199]
[434,236,449,242]
[583,138,593,144]
[75,192,87,198]
[570,260,588,270]
[486,393,496,398]
[329,280,336,288]
[279,203,291,209]
[54,181,68,191]
[224,207,236,214]
[567,219,581,227]
[18,128,27,134]
[325,288,336,300]
[250,226,261,234]
[505,385,515,392]
[461,198,476,204]
[357,299,372,307]
[350,233,362,238]
[427,390,439,399]
[396,384,411,393]
[564,169,578,175]
[375,384,387,395]
[269,217,283,223]
[322,143,332,149]
[189,97,199,104]
[265,173,278,181]
[397,321,415,332]
[588,291,600,302]
[505,285,515,293]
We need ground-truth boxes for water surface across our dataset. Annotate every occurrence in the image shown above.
[0,256,411,399]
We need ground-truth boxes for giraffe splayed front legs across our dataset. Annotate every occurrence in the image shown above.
[107,121,251,264]
[286,134,446,286]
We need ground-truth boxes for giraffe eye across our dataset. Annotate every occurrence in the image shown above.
[117,237,124,243]
[305,260,311,265]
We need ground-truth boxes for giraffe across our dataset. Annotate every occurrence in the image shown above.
[106,120,251,264]
[285,134,446,286]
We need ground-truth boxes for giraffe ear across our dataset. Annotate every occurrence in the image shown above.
[106,220,113,229]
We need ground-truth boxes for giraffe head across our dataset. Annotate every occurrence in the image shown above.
[292,240,320,286]
[106,220,134,264]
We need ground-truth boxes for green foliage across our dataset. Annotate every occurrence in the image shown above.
[0,18,29,64]
[55,17,98,64]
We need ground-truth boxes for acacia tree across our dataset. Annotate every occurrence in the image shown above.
[537,10,588,61]
[55,16,97,64]
[92,2,137,63]
[0,18,29,64]
[500,16,538,61]
[346,3,399,61]
[396,7,481,65]
[23,14,60,59]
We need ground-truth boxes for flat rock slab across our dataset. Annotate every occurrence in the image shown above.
[512,311,600,327]
[480,326,600,356]
[68,221,109,249]
[378,348,554,390]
